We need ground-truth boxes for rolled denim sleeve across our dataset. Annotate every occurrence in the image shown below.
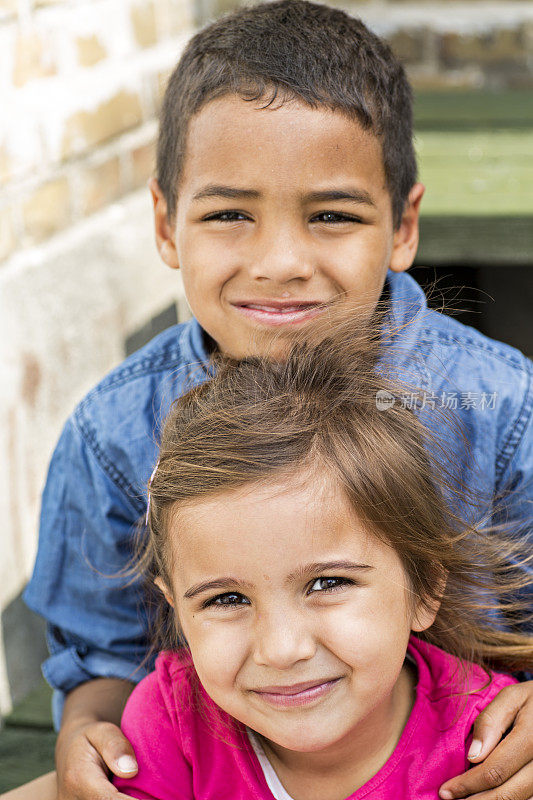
[495,360,533,647]
[495,360,533,521]
[24,415,156,724]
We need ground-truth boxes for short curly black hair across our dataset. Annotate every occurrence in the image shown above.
[157,0,417,229]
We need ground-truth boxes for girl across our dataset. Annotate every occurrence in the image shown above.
[115,313,532,800]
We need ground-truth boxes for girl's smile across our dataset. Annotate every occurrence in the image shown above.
[250,676,342,708]
[158,468,437,780]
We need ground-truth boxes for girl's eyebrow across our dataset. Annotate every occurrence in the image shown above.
[183,577,254,600]
[183,561,374,599]
[288,560,375,581]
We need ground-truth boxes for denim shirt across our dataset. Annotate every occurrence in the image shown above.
[24,271,533,729]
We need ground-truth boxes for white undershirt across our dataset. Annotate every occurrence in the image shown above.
[247,728,296,800]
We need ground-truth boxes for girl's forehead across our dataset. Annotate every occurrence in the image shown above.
[167,474,401,583]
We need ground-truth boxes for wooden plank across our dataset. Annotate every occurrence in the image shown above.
[3,681,52,730]
[417,216,533,266]
[416,131,533,216]
[0,729,55,793]
[414,90,533,131]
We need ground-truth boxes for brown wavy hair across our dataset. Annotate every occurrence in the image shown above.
[142,306,533,674]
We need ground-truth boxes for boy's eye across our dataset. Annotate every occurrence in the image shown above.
[312,212,360,224]
[203,592,251,608]
[307,576,352,594]
[202,210,249,222]
[202,211,359,224]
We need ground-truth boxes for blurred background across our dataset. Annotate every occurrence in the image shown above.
[1,0,532,788]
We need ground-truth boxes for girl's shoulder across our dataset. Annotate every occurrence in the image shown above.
[409,636,517,717]
[155,648,196,684]
[354,640,518,796]
[152,649,244,746]
[121,650,198,733]
[153,648,200,715]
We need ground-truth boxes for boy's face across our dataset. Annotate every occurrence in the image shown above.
[152,94,424,358]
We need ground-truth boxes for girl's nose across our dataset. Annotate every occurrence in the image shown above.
[252,607,316,669]
[249,226,315,284]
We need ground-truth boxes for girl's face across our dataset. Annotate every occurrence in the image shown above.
[160,472,437,762]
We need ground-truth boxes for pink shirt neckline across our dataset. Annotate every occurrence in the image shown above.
[115,636,516,800]
[236,640,433,799]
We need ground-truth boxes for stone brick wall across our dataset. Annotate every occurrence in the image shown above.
[1,0,195,261]
[0,0,194,717]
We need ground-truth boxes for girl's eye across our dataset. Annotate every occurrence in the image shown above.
[203,211,249,222]
[203,592,251,608]
[307,577,351,594]
[312,212,360,224]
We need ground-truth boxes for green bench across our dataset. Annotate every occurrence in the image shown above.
[0,682,55,792]
[415,89,533,266]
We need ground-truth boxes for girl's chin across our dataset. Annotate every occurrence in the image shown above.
[257,728,342,755]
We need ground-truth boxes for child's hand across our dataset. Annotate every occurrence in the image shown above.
[56,719,138,800]
[439,681,533,800]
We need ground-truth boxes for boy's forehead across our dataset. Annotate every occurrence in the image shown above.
[179,94,388,199]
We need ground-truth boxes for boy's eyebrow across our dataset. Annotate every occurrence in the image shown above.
[304,189,376,207]
[191,184,376,207]
[192,185,261,202]
[183,577,254,599]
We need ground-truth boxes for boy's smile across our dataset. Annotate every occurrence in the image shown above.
[152,94,423,358]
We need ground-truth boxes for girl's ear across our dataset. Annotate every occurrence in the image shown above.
[411,598,441,633]
[411,574,447,633]
[155,576,175,608]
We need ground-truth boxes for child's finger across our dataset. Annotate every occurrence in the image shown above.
[439,722,533,799]
[439,760,533,800]
[468,683,529,762]
[60,757,137,800]
[57,720,139,800]
[84,721,139,778]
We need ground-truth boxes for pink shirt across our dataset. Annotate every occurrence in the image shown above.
[115,637,516,800]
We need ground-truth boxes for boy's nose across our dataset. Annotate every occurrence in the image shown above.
[252,607,316,669]
[249,227,315,284]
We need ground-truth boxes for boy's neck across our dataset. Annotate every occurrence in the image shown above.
[258,660,417,800]
[202,327,219,356]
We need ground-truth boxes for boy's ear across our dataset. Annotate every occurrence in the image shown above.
[154,575,175,608]
[149,177,180,271]
[389,182,425,274]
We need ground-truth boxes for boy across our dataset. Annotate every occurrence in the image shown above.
[23,2,533,799]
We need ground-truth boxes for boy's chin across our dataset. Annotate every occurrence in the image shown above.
[218,328,306,361]
[223,303,384,360]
